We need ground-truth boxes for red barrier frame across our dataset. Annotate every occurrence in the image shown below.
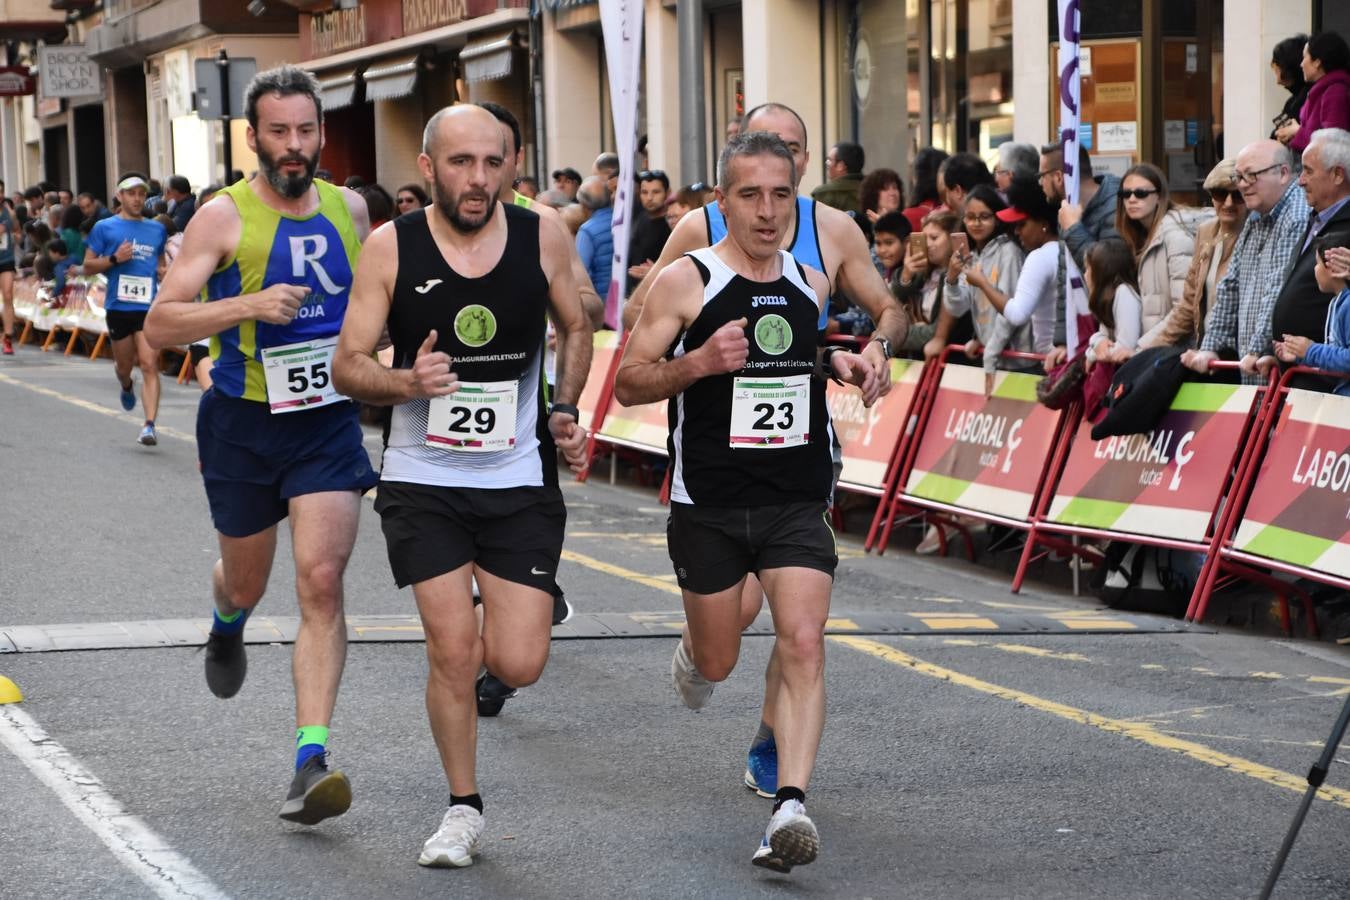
[1186,365,1350,632]
[870,347,1071,560]
[577,332,629,483]
[1009,367,1323,639]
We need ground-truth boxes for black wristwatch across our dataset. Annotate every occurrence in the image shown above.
[870,336,893,359]
[550,402,580,420]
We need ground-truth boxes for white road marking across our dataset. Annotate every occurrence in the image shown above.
[0,704,228,899]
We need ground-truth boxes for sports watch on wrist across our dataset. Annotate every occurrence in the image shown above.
[549,402,580,420]
[870,336,893,359]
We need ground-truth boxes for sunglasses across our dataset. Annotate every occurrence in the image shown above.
[1209,188,1238,205]
[397,195,418,205]
[1119,188,1160,201]
[686,182,709,193]
[638,170,667,181]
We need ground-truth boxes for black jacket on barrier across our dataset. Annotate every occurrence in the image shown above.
[1270,201,1350,390]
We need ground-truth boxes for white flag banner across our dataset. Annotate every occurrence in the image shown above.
[1057,0,1089,351]
[1056,0,1082,205]
[600,0,645,333]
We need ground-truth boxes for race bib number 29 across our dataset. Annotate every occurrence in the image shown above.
[427,381,517,452]
[729,374,811,448]
[261,337,343,414]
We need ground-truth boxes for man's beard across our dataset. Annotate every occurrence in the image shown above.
[258,146,319,200]
[433,176,496,233]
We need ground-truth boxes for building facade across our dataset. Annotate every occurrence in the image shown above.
[1,0,1347,203]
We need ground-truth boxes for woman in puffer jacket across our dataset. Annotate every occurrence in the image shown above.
[1113,163,1195,352]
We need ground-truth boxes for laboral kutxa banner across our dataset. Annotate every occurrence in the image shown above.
[827,359,924,495]
[1047,383,1259,541]
[904,365,1060,521]
[1233,388,1350,580]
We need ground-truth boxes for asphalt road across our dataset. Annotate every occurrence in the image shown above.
[2,345,1349,900]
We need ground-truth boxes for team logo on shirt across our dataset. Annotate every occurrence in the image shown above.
[454,304,497,347]
[754,314,792,356]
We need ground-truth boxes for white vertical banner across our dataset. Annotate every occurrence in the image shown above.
[599,0,645,333]
[1056,0,1082,205]
[1056,0,1090,349]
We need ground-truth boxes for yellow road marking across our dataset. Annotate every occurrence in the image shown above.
[830,635,1350,811]
[0,371,195,443]
[561,549,681,596]
[975,599,1075,613]
[1308,676,1350,686]
[1058,619,1136,630]
[916,616,999,630]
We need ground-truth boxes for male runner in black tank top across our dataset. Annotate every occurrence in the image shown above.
[333,105,592,869]
[615,132,881,874]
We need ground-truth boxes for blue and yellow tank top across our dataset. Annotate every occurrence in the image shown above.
[206,180,361,401]
[705,195,830,331]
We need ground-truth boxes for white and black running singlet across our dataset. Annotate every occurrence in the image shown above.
[381,204,556,489]
[668,248,833,506]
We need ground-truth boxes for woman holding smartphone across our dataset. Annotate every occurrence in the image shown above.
[894,209,959,354]
[944,184,1033,376]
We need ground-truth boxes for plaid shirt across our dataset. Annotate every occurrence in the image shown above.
[1201,180,1310,382]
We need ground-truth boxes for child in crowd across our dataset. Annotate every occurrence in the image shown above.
[47,239,76,296]
[836,210,910,336]
[1275,234,1350,395]
[1084,237,1144,369]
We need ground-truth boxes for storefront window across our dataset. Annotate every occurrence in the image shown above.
[836,1,909,173]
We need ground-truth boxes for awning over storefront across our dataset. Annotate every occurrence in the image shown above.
[461,33,515,84]
[0,20,68,44]
[314,66,360,111]
[363,53,419,103]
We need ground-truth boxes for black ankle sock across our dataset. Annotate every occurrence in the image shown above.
[773,786,805,812]
[451,792,484,814]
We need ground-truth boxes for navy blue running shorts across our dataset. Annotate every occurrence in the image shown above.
[196,387,379,538]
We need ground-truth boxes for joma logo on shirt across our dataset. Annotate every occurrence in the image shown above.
[289,234,346,294]
[751,295,788,308]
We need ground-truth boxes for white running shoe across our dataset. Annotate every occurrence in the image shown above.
[418,805,484,868]
[671,640,714,710]
[752,799,818,872]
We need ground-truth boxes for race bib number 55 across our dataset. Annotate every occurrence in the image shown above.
[729,374,811,448]
[427,380,517,452]
[261,337,343,414]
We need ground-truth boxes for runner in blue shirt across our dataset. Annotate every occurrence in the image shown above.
[83,174,168,445]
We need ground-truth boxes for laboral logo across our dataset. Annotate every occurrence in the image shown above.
[455,304,497,347]
[754,314,792,355]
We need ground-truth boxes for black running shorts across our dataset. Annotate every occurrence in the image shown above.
[667,500,838,595]
[374,481,566,590]
[105,308,148,341]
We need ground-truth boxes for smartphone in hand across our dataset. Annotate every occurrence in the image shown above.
[909,232,926,258]
[950,232,969,258]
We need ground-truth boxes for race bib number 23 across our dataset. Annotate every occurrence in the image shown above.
[729,374,811,448]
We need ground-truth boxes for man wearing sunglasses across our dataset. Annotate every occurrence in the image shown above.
[1038,142,1120,269]
[1182,140,1311,383]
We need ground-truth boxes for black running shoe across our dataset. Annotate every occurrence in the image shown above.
[476,672,517,718]
[551,590,573,626]
[203,627,247,698]
[279,754,351,825]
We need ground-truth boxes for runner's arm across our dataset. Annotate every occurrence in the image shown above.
[533,201,603,327]
[621,206,708,331]
[615,258,726,406]
[540,216,592,408]
[144,200,306,348]
[341,187,372,243]
[332,223,418,405]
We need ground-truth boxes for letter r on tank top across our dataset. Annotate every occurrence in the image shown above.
[289,234,344,294]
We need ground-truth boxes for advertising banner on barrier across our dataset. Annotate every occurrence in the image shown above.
[576,331,620,432]
[599,397,669,456]
[904,366,1059,520]
[828,359,924,494]
[1233,388,1350,579]
[1046,383,1258,541]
